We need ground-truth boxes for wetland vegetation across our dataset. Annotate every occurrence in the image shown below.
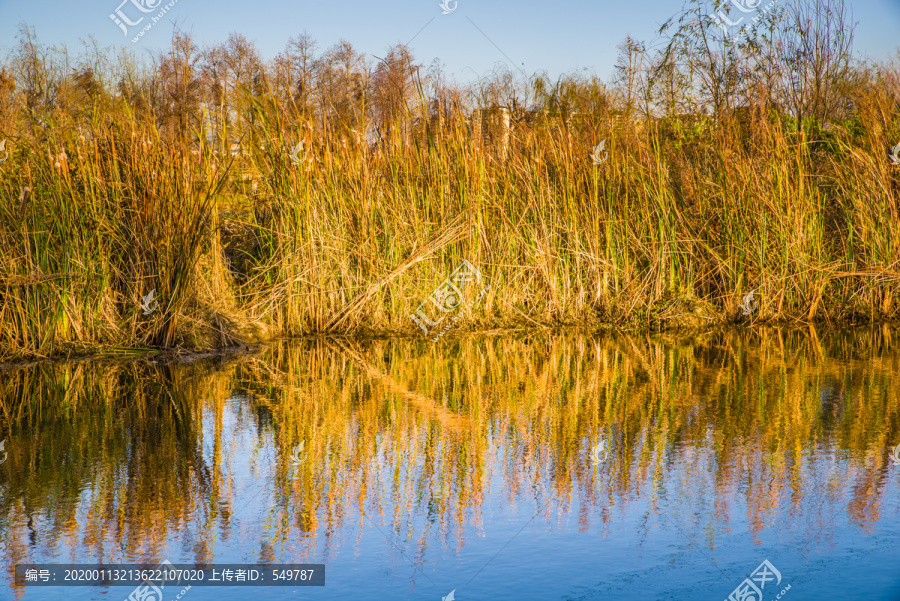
[0,0,898,361]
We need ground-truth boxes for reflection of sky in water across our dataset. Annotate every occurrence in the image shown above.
[13,428,900,599]
[3,332,900,600]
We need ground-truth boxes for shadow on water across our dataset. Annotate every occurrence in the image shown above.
[0,326,899,599]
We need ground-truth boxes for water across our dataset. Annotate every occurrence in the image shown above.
[1,327,899,600]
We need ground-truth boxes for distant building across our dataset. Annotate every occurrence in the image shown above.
[470,107,511,160]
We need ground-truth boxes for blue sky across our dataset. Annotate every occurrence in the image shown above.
[0,0,898,83]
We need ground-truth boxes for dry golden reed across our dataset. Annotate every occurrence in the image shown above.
[0,21,898,359]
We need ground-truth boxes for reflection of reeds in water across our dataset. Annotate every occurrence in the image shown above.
[0,361,227,574]
[1,327,898,588]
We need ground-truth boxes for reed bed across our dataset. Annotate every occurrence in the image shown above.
[0,18,898,359]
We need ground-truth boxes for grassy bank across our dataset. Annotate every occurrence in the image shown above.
[0,14,899,360]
